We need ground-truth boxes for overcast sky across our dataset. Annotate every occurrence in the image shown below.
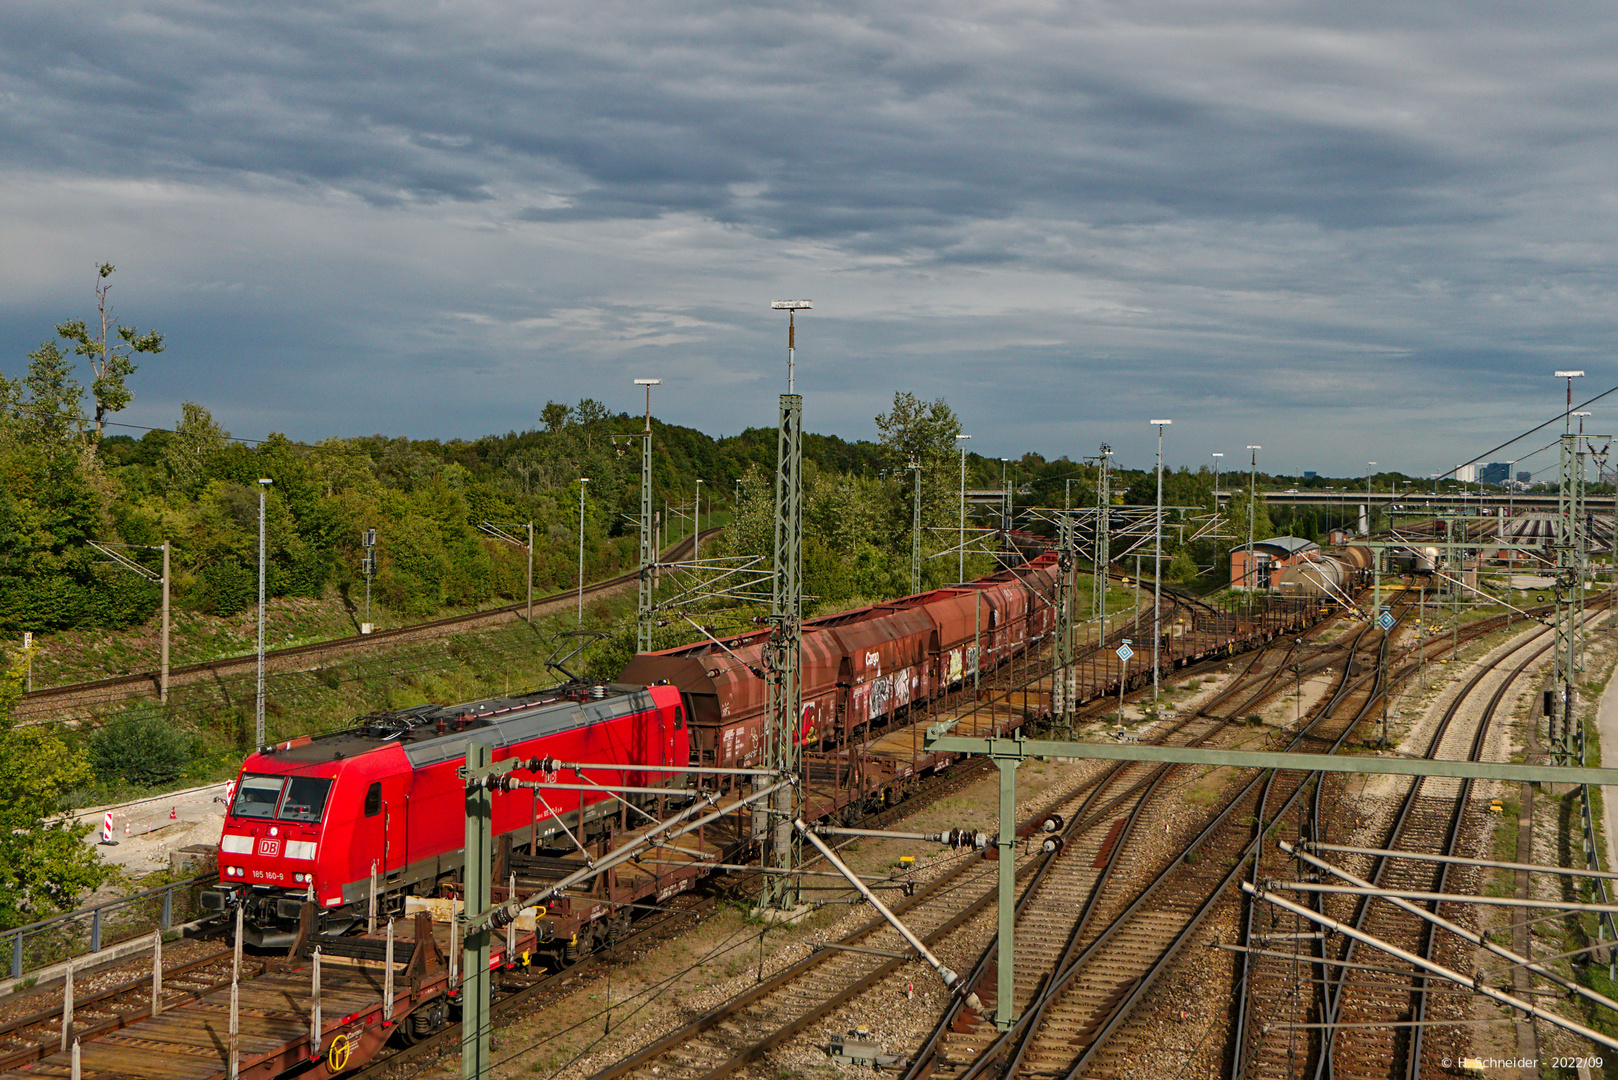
[3,0,1615,478]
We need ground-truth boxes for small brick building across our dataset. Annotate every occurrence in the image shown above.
[1229,536,1319,590]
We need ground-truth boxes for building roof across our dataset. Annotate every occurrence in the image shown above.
[1237,536,1320,557]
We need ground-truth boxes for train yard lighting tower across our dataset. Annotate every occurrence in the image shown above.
[633,379,660,652]
[1149,420,1171,700]
[1365,462,1377,537]
[957,434,971,583]
[577,479,589,626]
[255,478,272,749]
[1211,453,1223,512]
[1095,444,1112,646]
[694,479,703,561]
[1000,458,1012,533]
[1245,446,1261,593]
[1558,370,1586,432]
[766,300,811,911]
[910,458,923,595]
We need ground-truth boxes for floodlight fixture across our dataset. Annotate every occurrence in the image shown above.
[1149,419,1172,425]
[772,301,813,393]
[634,378,662,385]
[1558,370,1586,431]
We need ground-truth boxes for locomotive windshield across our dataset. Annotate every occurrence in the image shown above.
[279,776,332,822]
[230,774,334,823]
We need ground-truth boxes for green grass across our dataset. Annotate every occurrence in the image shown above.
[51,589,647,808]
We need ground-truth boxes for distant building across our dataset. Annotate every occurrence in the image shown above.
[1454,463,1477,483]
[1517,470,1532,483]
[1303,471,1318,479]
[1480,462,1510,485]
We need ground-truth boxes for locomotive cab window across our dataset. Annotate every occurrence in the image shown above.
[232,775,284,819]
[277,777,334,823]
[673,706,685,730]
[364,781,382,817]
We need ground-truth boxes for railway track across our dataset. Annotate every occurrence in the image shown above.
[1234,593,1613,1079]
[900,606,1395,1080]
[12,530,712,724]
[554,601,1351,1080]
[1,577,1325,1080]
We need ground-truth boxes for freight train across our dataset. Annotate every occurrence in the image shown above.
[201,554,1067,947]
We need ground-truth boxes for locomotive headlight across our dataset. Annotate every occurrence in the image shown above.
[269,826,279,837]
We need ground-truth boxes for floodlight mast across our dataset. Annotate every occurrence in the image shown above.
[766,301,810,912]
[771,300,812,393]
[633,379,661,652]
[1149,420,1171,700]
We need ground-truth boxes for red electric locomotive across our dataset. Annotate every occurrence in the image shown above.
[200,682,687,945]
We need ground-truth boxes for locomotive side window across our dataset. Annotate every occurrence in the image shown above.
[673,706,685,730]
[364,781,382,817]
[278,777,334,823]
[232,775,285,819]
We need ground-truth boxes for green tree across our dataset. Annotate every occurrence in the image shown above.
[161,401,230,495]
[874,391,964,578]
[55,263,164,441]
[541,401,571,434]
[90,711,197,788]
[10,342,85,451]
[0,649,107,930]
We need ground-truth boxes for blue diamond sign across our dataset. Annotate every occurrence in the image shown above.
[1377,611,1395,630]
[1116,642,1134,662]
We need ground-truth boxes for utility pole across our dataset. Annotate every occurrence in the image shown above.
[1053,511,1076,737]
[1554,430,1588,764]
[458,744,494,1080]
[255,479,272,748]
[634,379,660,652]
[86,540,170,702]
[765,301,810,911]
[1245,445,1261,597]
[1095,445,1112,646]
[910,458,923,595]
[361,528,379,631]
[577,479,590,626]
[476,522,532,624]
[160,540,169,702]
[957,435,971,583]
[1150,421,1171,701]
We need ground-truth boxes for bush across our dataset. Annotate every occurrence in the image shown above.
[90,713,198,788]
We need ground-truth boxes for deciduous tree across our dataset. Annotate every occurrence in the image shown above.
[55,263,163,441]
[0,649,107,930]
